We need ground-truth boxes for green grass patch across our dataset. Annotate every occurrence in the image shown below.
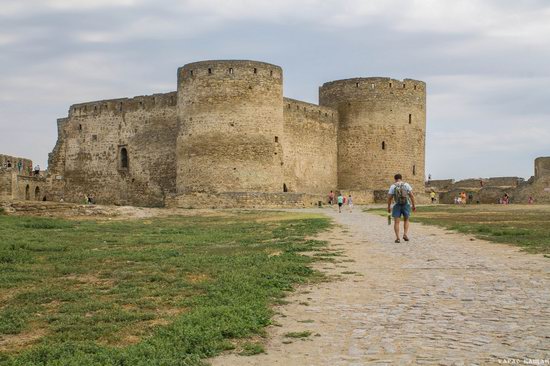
[0,211,330,365]
[238,342,264,356]
[366,205,550,254]
[284,331,311,338]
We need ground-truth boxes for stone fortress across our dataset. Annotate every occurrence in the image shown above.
[1,59,548,207]
[1,59,428,207]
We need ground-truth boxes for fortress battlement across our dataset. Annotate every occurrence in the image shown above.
[283,98,338,124]
[178,60,282,84]
[321,77,425,88]
[68,92,177,118]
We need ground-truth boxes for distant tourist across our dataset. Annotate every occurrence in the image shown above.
[528,196,534,204]
[17,160,22,173]
[34,165,40,176]
[387,173,416,243]
[337,192,344,213]
[348,194,353,212]
[468,193,473,204]
[460,191,467,204]
[328,190,334,205]
[480,179,484,187]
[501,193,510,205]
[430,190,436,204]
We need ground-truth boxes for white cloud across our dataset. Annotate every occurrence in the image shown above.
[47,0,140,10]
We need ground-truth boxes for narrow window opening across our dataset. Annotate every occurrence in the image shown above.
[190,70,193,76]
[409,114,412,124]
[120,147,129,169]
[229,68,233,74]
[34,186,40,201]
[355,82,359,87]
[287,104,291,108]
[283,183,288,192]
[382,141,386,150]
[79,124,82,131]
[414,85,417,90]
[413,165,416,176]
[389,82,392,88]
[270,70,273,76]
[25,185,30,200]
[274,136,278,143]
[208,68,212,74]
[403,83,406,88]
[253,68,257,74]
[324,112,328,117]
[119,102,123,111]
[94,106,97,112]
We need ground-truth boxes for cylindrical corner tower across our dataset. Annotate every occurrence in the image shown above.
[176,60,284,194]
[319,77,426,192]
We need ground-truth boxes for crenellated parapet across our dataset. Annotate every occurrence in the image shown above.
[283,98,338,125]
[68,92,177,118]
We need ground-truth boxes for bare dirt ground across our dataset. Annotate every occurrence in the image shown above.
[210,207,550,366]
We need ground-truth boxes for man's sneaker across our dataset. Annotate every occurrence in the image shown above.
[403,235,409,242]
[395,239,400,243]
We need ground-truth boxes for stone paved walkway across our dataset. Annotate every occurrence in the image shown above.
[210,208,550,365]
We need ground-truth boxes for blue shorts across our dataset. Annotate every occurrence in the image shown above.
[392,203,411,219]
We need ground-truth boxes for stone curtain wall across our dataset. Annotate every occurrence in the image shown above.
[176,60,284,194]
[319,77,426,192]
[0,170,13,201]
[534,157,550,180]
[282,98,338,195]
[48,92,177,206]
[0,154,33,175]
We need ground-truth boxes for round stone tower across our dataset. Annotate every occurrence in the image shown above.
[319,77,426,192]
[176,60,284,194]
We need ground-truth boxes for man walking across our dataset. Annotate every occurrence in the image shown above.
[387,174,416,243]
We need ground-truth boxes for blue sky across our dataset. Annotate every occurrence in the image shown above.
[1,0,549,179]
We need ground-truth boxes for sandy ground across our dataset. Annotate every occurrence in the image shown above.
[210,207,550,366]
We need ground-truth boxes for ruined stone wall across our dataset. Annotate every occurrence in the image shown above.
[0,154,33,175]
[319,77,426,192]
[454,177,523,189]
[282,98,338,195]
[515,157,550,203]
[0,170,13,201]
[534,157,550,180]
[176,60,284,195]
[426,179,455,192]
[48,92,177,206]
[0,169,49,202]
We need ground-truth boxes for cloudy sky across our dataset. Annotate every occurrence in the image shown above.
[1,0,549,179]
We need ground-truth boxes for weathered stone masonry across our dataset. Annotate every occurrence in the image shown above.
[36,60,428,207]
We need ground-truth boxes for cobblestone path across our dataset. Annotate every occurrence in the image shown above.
[211,208,549,365]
